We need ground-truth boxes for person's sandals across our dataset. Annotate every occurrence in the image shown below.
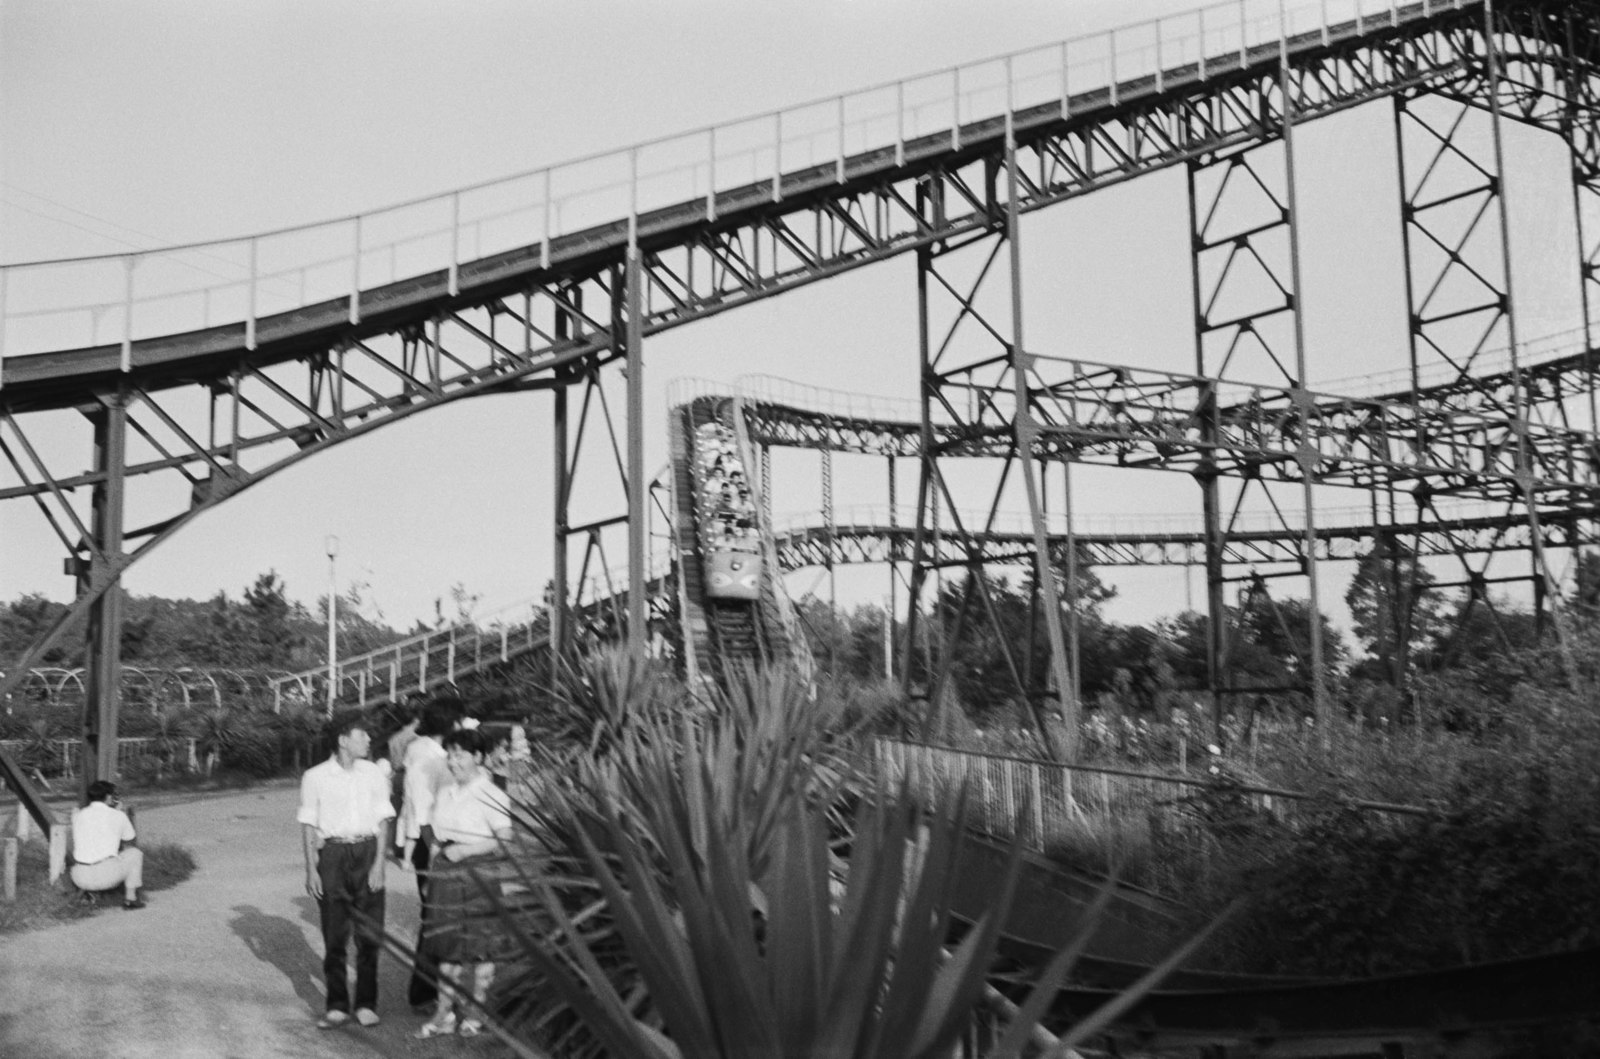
[122,898,146,910]
[457,1018,483,1038]
[354,1008,380,1028]
[414,1012,457,1038]
[317,1010,350,1030]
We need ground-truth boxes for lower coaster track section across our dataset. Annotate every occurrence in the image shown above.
[946,813,1600,1056]
[670,394,812,687]
[1039,947,1600,1057]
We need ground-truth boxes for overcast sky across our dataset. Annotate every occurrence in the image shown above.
[1,0,1587,642]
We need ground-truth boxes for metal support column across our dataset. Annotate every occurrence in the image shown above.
[1006,92,1074,760]
[901,233,936,694]
[625,244,647,656]
[551,370,569,663]
[1279,27,1329,733]
[81,386,128,794]
[1393,32,1536,663]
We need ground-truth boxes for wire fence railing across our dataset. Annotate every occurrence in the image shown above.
[269,552,675,712]
[0,0,1462,361]
[875,738,1430,854]
[0,737,200,783]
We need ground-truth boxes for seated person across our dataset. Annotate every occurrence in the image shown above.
[70,780,145,910]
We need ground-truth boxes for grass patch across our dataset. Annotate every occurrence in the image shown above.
[0,838,197,935]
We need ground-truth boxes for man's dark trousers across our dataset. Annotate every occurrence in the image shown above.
[316,838,385,1014]
[407,838,438,1009]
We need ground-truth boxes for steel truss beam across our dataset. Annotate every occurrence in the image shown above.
[769,503,1600,571]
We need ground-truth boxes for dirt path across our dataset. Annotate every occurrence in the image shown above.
[0,784,509,1058]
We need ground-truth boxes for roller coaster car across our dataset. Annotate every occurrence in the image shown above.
[706,543,762,601]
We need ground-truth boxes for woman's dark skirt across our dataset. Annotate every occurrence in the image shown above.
[419,853,516,964]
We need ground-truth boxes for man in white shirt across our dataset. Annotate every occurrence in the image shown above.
[70,781,144,909]
[298,714,395,1030]
[396,694,462,1010]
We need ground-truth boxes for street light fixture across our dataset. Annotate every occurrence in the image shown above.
[325,535,339,716]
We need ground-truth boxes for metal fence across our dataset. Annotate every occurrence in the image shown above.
[0,737,199,782]
[874,739,1430,853]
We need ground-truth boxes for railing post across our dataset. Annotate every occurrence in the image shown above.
[246,237,258,350]
[121,255,136,373]
[419,634,428,691]
[1156,19,1165,94]
[48,823,68,884]
[1240,0,1249,67]
[390,647,400,701]
[1109,29,1119,106]
[836,95,847,183]
[501,626,509,662]
[541,168,553,269]
[349,215,362,325]
[951,67,962,151]
[896,81,906,167]
[3,835,17,903]
[448,191,461,297]
[1060,39,1071,117]
[1322,0,1331,45]
[1005,55,1014,127]
[628,147,639,246]
[707,127,717,222]
[448,628,457,684]
[772,111,783,202]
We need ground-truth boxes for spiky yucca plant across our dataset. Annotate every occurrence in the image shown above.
[461,661,1230,1058]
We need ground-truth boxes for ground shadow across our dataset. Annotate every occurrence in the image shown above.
[229,903,324,1012]
[291,894,319,929]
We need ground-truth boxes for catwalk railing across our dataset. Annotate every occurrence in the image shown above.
[0,0,1464,360]
[269,555,673,712]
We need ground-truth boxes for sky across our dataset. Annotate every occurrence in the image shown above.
[1,0,1590,651]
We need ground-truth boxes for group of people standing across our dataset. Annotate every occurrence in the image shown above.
[296,693,519,1038]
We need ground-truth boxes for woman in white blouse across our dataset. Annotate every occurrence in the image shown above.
[414,727,514,1039]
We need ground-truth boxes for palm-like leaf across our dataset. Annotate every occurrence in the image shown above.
[459,662,1232,1058]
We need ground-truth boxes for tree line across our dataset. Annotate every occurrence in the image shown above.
[794,546,1600,727]
[0,572,404,674]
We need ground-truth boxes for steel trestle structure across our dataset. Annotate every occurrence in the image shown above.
[2,0,1600,823]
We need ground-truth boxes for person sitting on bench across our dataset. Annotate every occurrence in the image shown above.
[70,780,145,910]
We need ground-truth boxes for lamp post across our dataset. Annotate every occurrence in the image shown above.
[325,535,339,716]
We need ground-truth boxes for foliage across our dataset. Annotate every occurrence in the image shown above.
[1155,614,1600,978]
[1208,760,1600,978]
[457,659,1231,1059]
[0,571,403,677]
[1344,542,1450,687]
[517,777,1032,1059]
[539,646,687,758]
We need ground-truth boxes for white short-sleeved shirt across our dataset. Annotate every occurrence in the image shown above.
[399,735,449,840]
[72,801,135,863]
[431,773,512,845]
[297,757,395,839]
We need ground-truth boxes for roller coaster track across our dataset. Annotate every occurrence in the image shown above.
[3,0,1599,810]
[670,396,814,684]
[769,500,1600,571]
